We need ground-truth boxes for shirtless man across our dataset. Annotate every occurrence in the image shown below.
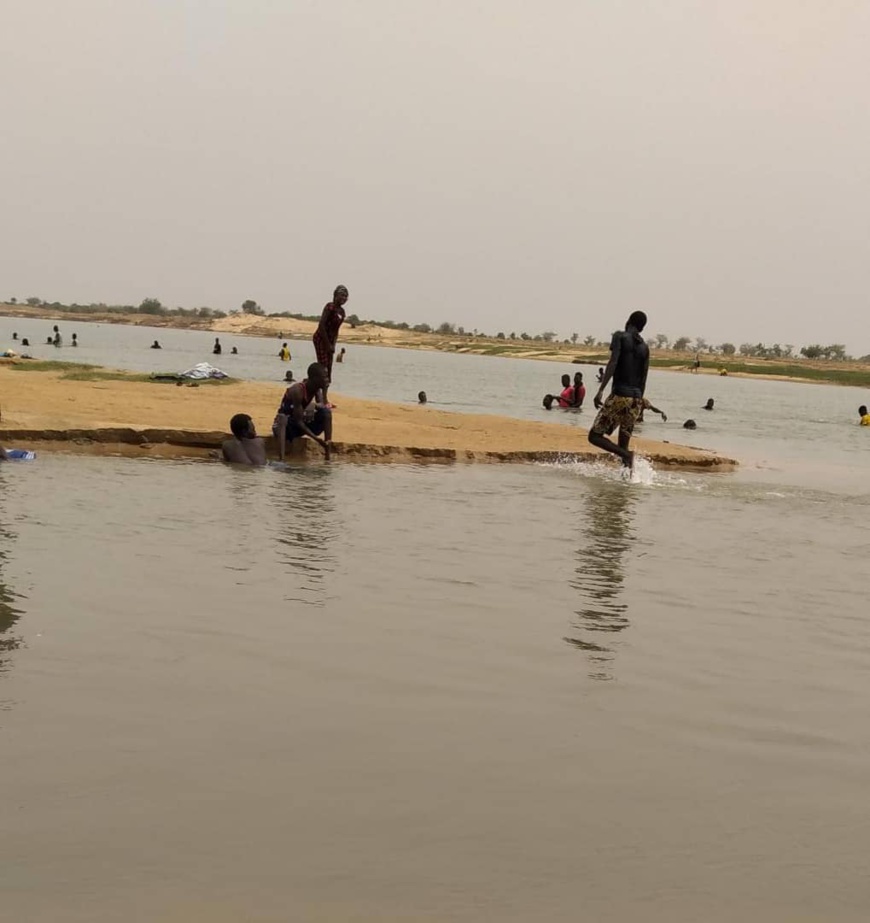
[588,310,650,468]
[273,362,333,461]
[222,414,267,466]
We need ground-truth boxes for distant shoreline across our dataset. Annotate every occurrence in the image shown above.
[3,304,869,389]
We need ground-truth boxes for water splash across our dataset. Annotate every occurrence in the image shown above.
[540,454,697,490]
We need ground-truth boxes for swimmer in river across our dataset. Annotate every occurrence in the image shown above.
[703,398,714,411]
[596,367,604,383]
[12,332,17,341]
[418,391,427,404]
[272,362,333,461]
[21,338,29,346]
[283,370,295,383]
[150,340,162,349]
[213,337,222,355]
[588,310,650,469]
[222,414,267,466]
[640,397,667,422]
[72,333,78,347]
[336,347,346,363]
[278,343,291,361]
[683,419,697,429]
[571,372,586,408]
[859,405,870,426]
[231,346,238,355]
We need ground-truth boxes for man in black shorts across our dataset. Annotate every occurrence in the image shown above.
[588,311,650,469]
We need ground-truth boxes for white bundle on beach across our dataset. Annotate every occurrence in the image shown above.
[179,362,228,380]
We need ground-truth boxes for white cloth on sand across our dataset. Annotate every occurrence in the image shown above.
[179,362,228,380]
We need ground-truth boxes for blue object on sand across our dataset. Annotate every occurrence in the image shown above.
[5,449,36,460]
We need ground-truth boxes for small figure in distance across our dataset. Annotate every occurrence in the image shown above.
[53,331,62,347]
[72,333,78,347]
[12,332,17,340]
[589,310,650,470]
[222,414,267,466]
[213,337,222,355]
[692,353,701,373]
[150,340,162,349]
[703,398,714,411]
[683,419,697,429]
[273,362,333,461]
[231,346,238,355]
[21,338,29,346]
[859,405,870,426]
[283,370,295,383]
[571,371,586,408]
[719,368,728,376]
[46,335,53,344]
[336,347,347,364]
[278,342,291,361]
[418,391,428,404]
[596,367,604,383]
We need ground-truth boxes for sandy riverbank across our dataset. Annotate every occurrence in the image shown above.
[0,364,733,468]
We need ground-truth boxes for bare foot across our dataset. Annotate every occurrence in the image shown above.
[622,451,635,470]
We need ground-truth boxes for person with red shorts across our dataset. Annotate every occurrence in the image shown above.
[312,285,348,401]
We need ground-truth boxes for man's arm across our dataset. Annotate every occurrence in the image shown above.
[640,348,650,397]
[594,335,621,408]
[291,404,329,456]
[647,403,667,422]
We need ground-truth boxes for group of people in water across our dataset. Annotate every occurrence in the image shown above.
[10,326,76,349]
[221,285,349,465]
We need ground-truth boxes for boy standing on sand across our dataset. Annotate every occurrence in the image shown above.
[588,311,650,469]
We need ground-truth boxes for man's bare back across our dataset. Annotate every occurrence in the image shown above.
[222,414,267,466]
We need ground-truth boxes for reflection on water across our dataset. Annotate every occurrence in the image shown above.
[268,466,339,606]
[565,482,637,680]
[0,483,23,679]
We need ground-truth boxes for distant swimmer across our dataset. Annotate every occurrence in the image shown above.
[231,346,238,355]
[336,347,346,364]
[46,336,54,344]
[596,367,604,383]
[21,338,29,347]
[572,372,586,408]
[703,398,714,411]
[72,333,78,347]
[683,419,697,429]
[150,340,162,349]
[278,343,291,361]
[313,284,348,401]
[692,353,701,373]
[53,332,62,347]
[859,405,870,426]
[283,370,295,383]
[213,337,222,355]
[222,414,267,466]
[588,311,650,469]
[12,332,17,340]
[272,362,333,461]
[418,391,428,404]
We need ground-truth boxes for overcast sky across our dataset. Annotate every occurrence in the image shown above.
[2,1,869,353]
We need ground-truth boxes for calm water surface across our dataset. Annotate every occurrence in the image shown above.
[0,453,867,922]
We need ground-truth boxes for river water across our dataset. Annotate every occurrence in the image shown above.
[1,317,869,921]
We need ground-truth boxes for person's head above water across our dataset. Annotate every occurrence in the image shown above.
[542,394,555,410]
[683,419,697,429]
[561,374,571,388]
[284,370,295,382]
[229,413,256,439]
[626,310,648,332]
[704,398,715,410]
[860,405,868,417]
[418,391,427,404]
[333,284,349,306]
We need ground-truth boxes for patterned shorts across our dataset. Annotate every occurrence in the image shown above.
[591,395,642,437]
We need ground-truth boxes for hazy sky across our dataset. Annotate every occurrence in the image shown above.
[2,1,869,353]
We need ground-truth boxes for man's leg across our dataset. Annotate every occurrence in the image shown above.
[617,428,635,469]
[588,430,633,466]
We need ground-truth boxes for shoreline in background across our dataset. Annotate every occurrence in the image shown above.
[3,304,869,389]
[0,362,734,469]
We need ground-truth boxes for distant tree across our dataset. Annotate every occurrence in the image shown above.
[457,326,465,335]
[654,333,670,349]
[9,297,17,304]
[739,343,755,357]
[571,332,579,344]
[541,331,557,342]
[583,334,596,346]
[496,331,505,339]
[673,336,691,352]
[138,297,164,315]
[346,313,360,328]
[26,296,42,306]
[694,337,708,353]
[437,322,455,335]
[823,344,847,361]
[520,332,531,340]
[800,344,824,359]
[241,299,264,315]
[412,323,432,333]
[783,344,794,358]
[509,331,516,340]
[720,342,736,356]
[533,334,543,341]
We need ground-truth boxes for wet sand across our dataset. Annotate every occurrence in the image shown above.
[0,365,732,467]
